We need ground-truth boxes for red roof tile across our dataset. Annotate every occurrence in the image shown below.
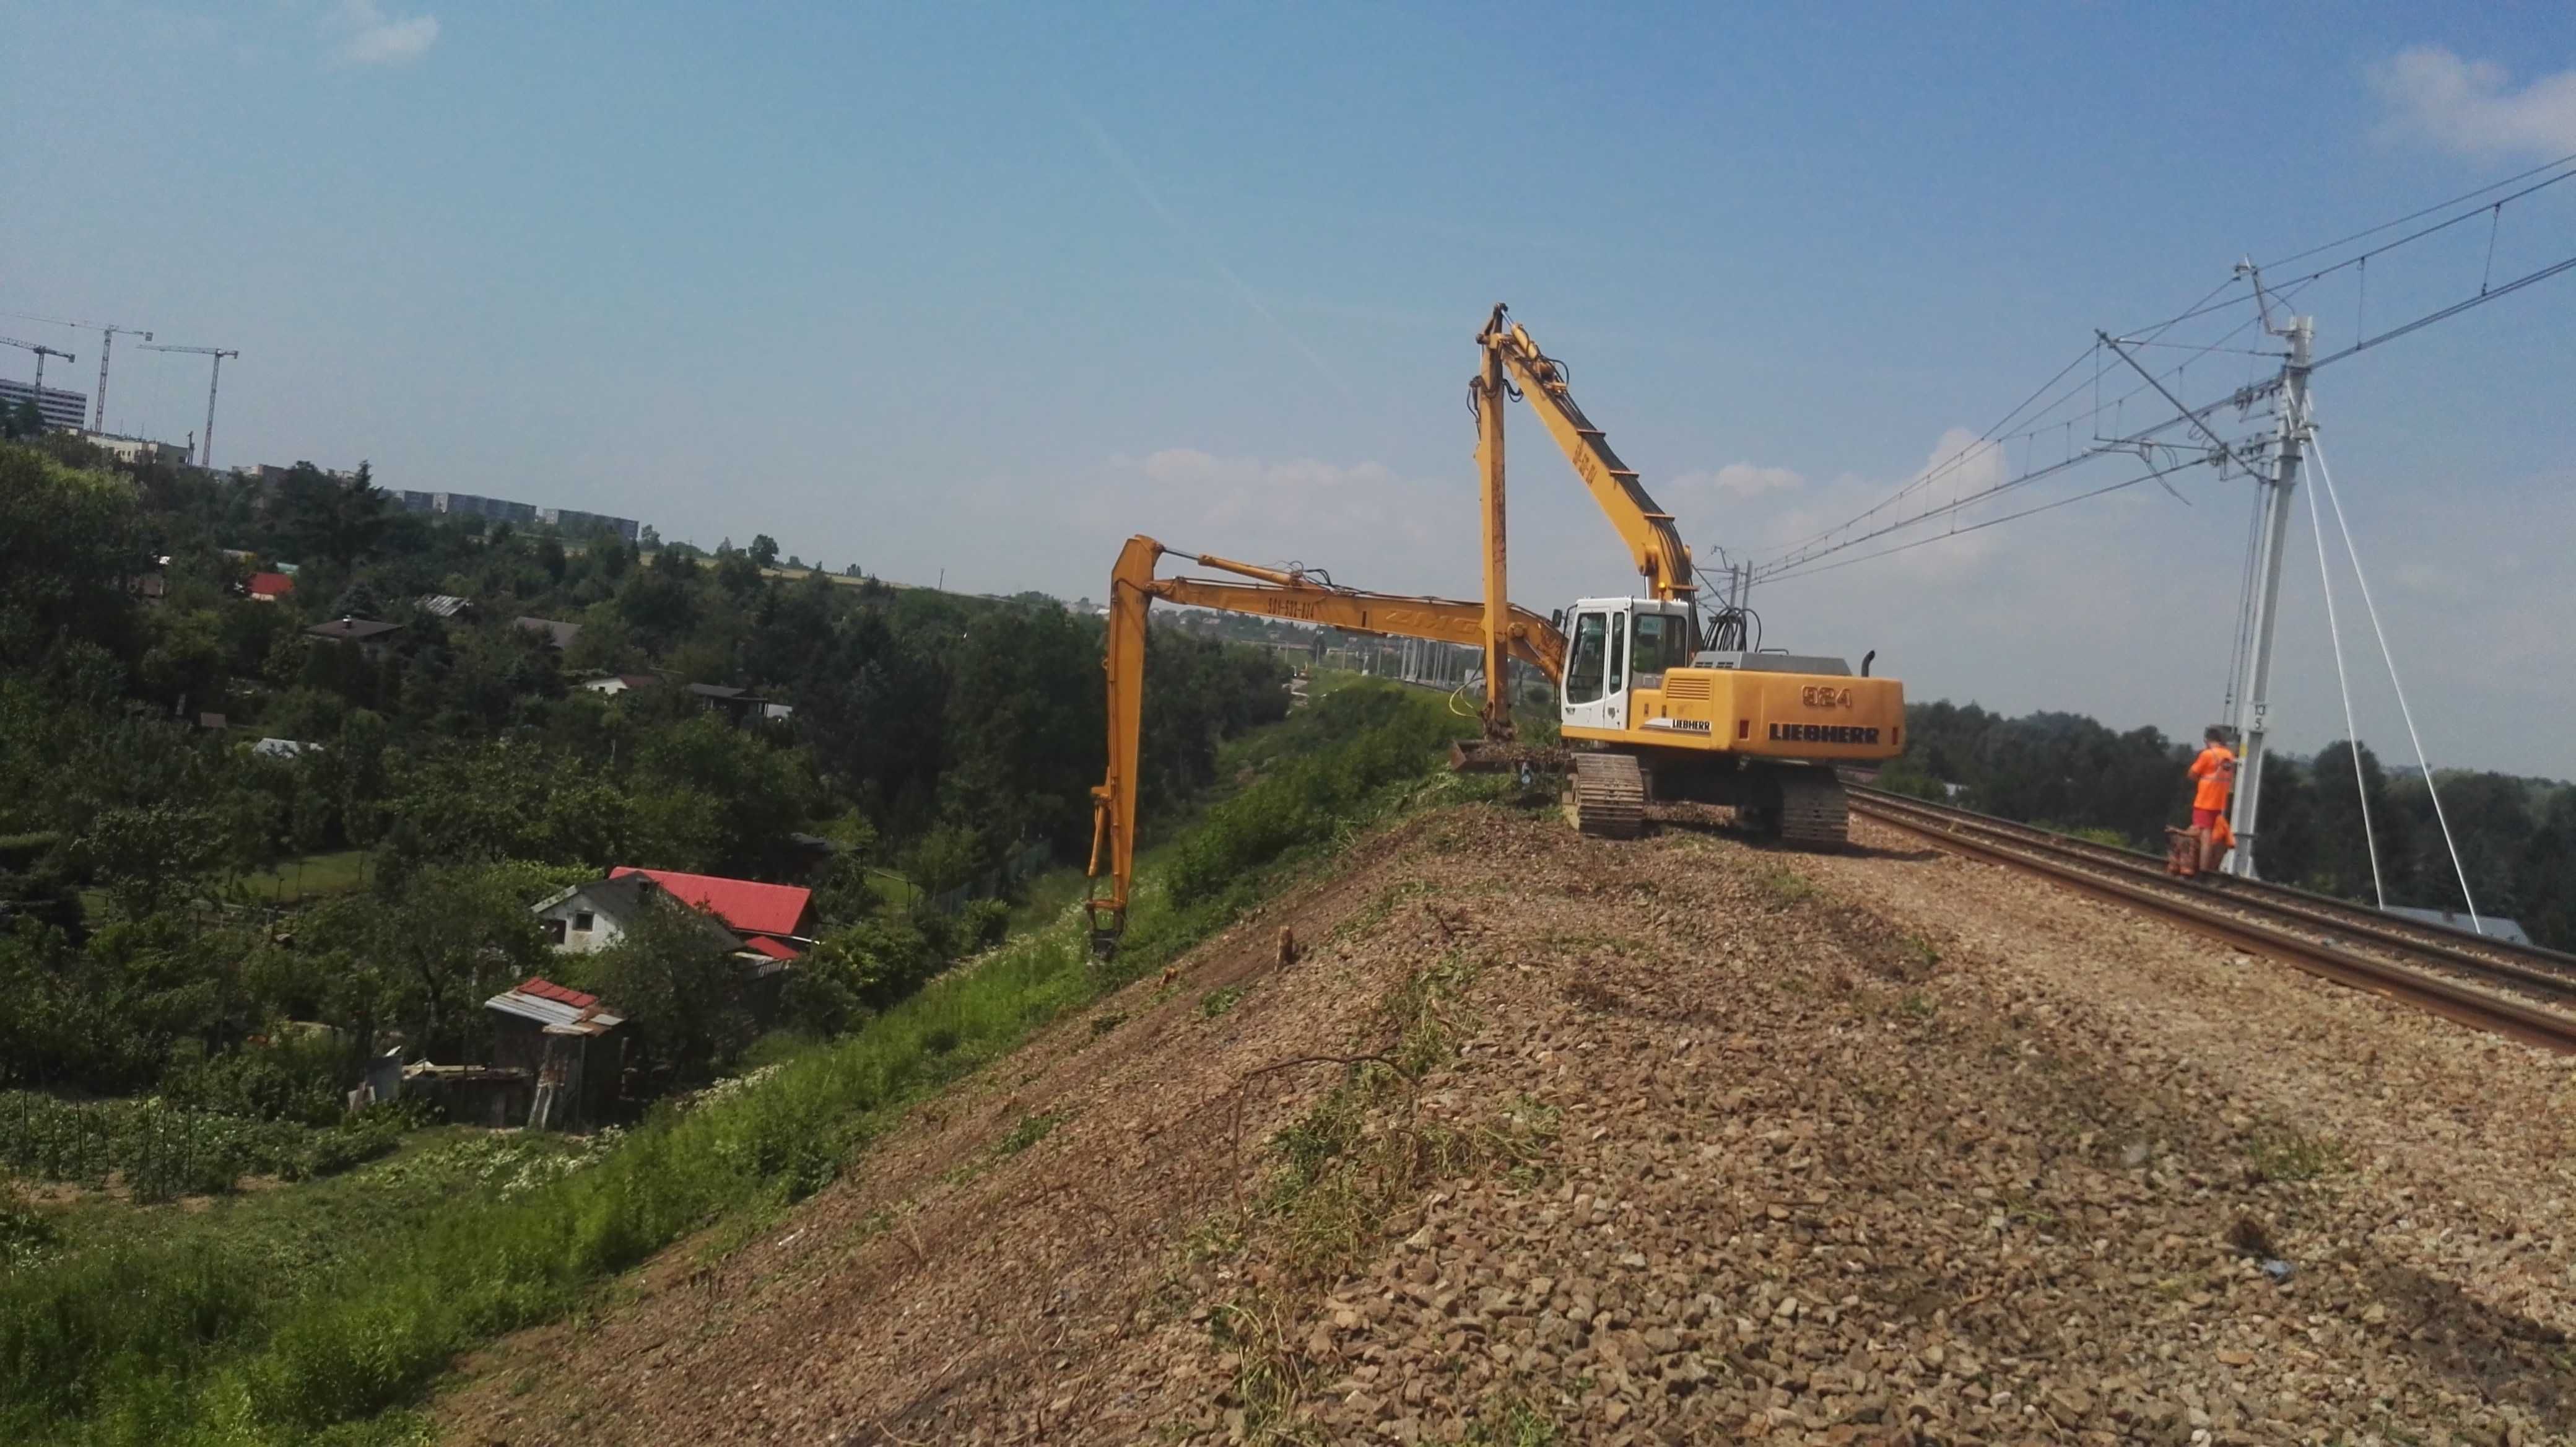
[516,977,599,1010]
[247,572,295,597]
[611,867,813,938]
[739,935,800,961]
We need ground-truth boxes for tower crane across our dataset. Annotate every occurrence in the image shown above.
[0,312,155,432]
[91,325,154,432]
[1,336,76,429]
[139,343,240,468]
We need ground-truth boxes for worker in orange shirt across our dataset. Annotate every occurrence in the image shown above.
[2185,725,2239,875]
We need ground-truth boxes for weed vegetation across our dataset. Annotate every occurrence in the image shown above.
[1,682,1469,1446]
[0,1092,406,1202]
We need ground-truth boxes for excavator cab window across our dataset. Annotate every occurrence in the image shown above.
[1565,611,1608,704]
[1606,612,1627,697]
[1632,611,1684,683]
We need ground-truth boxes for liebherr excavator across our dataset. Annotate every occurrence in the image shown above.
[1465,303,1903,840]
[1083,306,1903,952]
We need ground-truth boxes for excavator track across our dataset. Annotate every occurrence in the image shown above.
[1777,771,1849,849]
[1569,753,1647,839]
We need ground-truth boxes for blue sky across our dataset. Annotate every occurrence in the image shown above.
[6,3,2574,776]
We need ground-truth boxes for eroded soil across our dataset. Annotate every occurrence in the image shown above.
[437,805,2576,1446]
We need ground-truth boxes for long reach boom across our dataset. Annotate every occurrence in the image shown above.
[1084,534,1565,951]
[1476,304,1697,603]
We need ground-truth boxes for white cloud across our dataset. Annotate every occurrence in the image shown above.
[2394,560,2466,600]
[1095,448,1442,579]
[1669,462,1805,499]
[2371,46,2576,158]
[329,0,440,67]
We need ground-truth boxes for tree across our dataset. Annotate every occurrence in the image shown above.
[276,461,389,569]
[0,445,140,667]
[2304,741,2417,901]
[749,535,780,569]
[71,803,228,919]
[303,862,559,1060]
[567,892,749,1077]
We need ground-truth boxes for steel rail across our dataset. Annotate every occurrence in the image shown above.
[1848,785,2576,994]
[1849,797,2576,1057]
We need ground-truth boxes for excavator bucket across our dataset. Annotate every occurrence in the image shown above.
[1451,740,1569,774]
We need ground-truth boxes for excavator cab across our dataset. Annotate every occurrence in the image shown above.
[1557,597,1695,735]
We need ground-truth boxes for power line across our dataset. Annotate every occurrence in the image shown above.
[2128,161,2576,334]
[1757,452,2224,586]
[1754,170,2575,585]
[2262,149,2576,268]
[2308,251,2576,371]
[1756,274,2315,575]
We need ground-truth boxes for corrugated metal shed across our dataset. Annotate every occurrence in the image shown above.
[513,616,582,649]
[485,977,626,1034]
[415,593,474,618]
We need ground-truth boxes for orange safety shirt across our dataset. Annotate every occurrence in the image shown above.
[2189,745,2238,812]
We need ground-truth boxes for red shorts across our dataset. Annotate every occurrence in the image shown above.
[2192,808,2222,829]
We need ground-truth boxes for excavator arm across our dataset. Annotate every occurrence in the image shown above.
[1478,304,1696,601]
[1085,534,1564,953]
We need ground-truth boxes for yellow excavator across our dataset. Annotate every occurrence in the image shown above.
[1083,305,1904,951]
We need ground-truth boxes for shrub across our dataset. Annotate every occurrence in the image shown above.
[1168,689,1468,906]
[5,682,1466,1445]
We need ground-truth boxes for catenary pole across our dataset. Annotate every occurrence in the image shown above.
[2229,315,2312,878]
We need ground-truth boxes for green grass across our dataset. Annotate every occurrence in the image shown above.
[235,850,371,904]
[994,1111,1066,1156]
[2245,1126,2348,1183]
[3,682,1475,1446]
[1005,863,1094,935]
[1757,865,1816,905]
[863,868,923,909]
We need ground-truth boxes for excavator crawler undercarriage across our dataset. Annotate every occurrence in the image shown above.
[1569,753,1647,839]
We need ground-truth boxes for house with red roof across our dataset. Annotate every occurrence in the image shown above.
[530,865,816,963]
[245,571,295,603]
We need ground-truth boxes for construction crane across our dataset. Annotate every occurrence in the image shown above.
[139,343,239,468]
[2,335,76,429]
[0,312,156,432]
[1082,306,1906,955]
[90,325,154,432]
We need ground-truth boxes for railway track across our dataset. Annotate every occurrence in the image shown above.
[1842,784,2576,1056]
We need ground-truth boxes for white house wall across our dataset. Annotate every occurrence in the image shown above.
[534,888,629,953]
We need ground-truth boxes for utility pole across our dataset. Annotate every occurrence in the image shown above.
[1,336,76,428]
[139,343,238,468]
[95,325,151,431]
[2228,313,2313,880]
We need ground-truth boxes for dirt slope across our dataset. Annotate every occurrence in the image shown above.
[438,805,2576,1446]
